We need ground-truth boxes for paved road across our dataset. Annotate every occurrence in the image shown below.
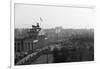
[16,44,60,65]
[32,54,53,64]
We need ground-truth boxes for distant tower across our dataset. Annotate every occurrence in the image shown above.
[55,26,62,33]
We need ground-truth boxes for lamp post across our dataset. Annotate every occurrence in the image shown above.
[44,37,48,63]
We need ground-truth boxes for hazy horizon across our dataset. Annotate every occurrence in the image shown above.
[15,4,95,29]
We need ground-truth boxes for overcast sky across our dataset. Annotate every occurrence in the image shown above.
[15,4,95,29]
